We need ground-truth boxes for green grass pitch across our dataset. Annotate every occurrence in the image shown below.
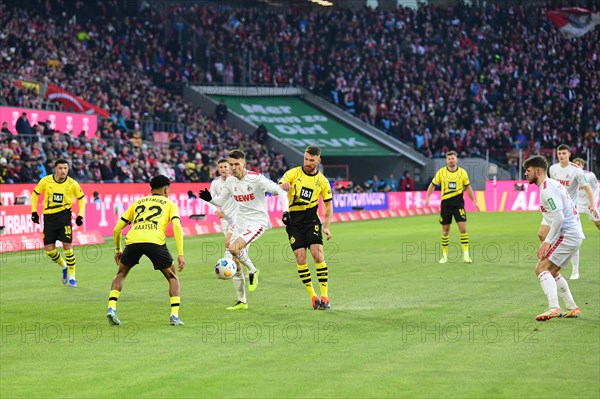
[1,212,599,398]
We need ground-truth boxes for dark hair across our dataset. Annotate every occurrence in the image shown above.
[150,175,171,189]
[523,156,548,171]
[557,144,570,152]
[93,191,99,197]
[55,158,69,167]
[217,158,228,164]
[228,150,245,160]
[305,145,321,156]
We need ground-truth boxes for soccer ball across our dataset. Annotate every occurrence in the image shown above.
[214,258,237,279]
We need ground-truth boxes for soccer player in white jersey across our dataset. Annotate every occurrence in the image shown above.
[199,150,290,310]
[524,155,583,321]
[543,144,598,280]
[207,159,246,271]
[573,158,600,231]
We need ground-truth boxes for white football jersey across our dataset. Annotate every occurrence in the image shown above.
[539,178,584,240]
[576,170,599,212]
[549,162,588,200]
[209,177,239,224]
[210,170,288,228]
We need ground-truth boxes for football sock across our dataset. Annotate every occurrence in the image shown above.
[46,249,66,268]
[538,271,559,308]
[297,264,316,298]
[460,233,469,254]
[555,274,577,309]
[64,248,76,279]
[441,235,449,257]
[570,249,579,275]
[316,261,328,298]
[108,290,120,309]
[232,268,247,303]
[224,249,233,260]
[170,296,181,316]
[236,248,257,274]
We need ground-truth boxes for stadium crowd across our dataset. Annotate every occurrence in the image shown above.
[1,0,599,186]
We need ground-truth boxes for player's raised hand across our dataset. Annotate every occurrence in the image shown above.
[199,188,212,202]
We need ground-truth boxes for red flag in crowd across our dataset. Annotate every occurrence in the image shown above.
[45,84,110,117]
[545,7,600,38]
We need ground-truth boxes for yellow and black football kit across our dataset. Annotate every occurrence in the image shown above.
[279,166,332,250]
[431,166,471,224]
[31,175,85,244]
[114,194,184,270]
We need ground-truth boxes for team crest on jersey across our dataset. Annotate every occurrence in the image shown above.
[52,193,64,203]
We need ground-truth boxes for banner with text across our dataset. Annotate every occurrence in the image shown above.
[212,96,394,156]
[0,106,98,138]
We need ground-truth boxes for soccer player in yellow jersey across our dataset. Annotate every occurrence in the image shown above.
[279,146,333,310]
[425,151,480,263]
[107,175,186,326]
[30,158,85,287]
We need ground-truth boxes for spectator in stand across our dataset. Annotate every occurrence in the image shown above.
[400,171,415,192]
[214,99,228,124]
[15,112,34,136]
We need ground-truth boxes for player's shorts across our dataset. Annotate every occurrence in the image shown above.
[286,222,324,251]
[577,206,600,222]
[545,235,583,269]
[120,243,174,270]
[42,210,73,245]
[439,206,467,225]
[231,223,267,245]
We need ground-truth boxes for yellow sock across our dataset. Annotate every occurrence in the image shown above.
[170,296,181,316]
[441,235,449,256]
[297,264,316,298]
[45,249,66,268]
[108,290,120,309]
[315,262,328,298]
[460,233,469,254]
[64,248,76,279]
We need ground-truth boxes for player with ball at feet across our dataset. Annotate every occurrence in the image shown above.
[199,150,289,310]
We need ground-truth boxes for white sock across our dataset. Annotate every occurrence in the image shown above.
[236,247,257,274]
[570,250,579,275]
[555,274,577,309]
[232,269,247,303]
[538,271,560,309]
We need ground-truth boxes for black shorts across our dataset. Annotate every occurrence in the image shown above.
[286,223,323,251]
[439,206,467,225]
[43,210,73,245]
[120,243,174,270]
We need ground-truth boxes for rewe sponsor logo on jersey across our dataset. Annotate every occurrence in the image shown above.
[557,179,570,187]
[234,193,256,202]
